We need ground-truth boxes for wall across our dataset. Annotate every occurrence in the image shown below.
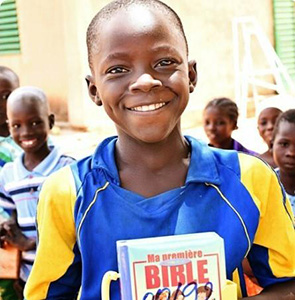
[0,0,69,120]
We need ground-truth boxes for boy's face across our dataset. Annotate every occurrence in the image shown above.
[273,121,295,175]
[7,96,53,155]
[257,107,282,147]
[87,6,196,143]
[0,75,19,137]
[203,106,235,147]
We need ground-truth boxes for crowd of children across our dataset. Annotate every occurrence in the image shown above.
[0,0,294,299]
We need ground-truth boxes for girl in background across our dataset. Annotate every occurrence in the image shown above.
[203,97,256,155]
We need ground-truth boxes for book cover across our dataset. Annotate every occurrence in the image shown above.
[116,232,226,300]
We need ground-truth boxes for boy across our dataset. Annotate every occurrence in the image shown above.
[257,105,282,168]
[0,66,21,167]
[0,86,75,297]
[25,1,295,299]
[0,66,22,300]
[272,109,295,218]
[256,95,293,168]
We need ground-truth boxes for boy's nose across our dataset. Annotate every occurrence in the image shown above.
[20,125,31,136]
[206,123,216,131]
[266,122,274,130]
[129,73,162,93]
[287,145,295,157]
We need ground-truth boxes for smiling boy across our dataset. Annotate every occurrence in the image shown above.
[0,86,75,297]
[25,1,295,300]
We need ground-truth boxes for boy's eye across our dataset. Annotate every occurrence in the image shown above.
[216,120,226,126]
[11,124,20,129]
[259,121,267,126]
[156,59,175,67]
[107,66,128,74]
[0,92,11,101]
[31,120,42,127]
[279,141,289,147]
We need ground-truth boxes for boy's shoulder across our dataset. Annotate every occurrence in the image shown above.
[38,146,76,181]
[189,136,270,181]
[0,159,15,174]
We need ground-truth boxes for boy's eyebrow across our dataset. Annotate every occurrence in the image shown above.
[103,52,131,63]
[102,45,181,64]
[150,45,181,54]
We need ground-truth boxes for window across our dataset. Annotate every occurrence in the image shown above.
[0,0,21,55]
[273,0,295,79]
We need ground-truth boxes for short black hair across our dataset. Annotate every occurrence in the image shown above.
[272,109,295,140]
[86,0,188,72]
[204,97,239,128]
[0,66,19,87]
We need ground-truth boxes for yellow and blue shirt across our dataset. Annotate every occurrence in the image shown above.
[25,136,295,299]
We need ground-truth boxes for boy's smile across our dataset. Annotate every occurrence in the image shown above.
[129,101,167,112]
[87,5,196,144]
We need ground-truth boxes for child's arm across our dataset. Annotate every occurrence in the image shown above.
[0,217,36,251]
[24,166,81,300]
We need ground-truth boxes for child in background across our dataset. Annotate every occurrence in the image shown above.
[203,97,256,155]
[272,109,295,218]
[0,86,75,298]
[257,102,282,168]
[25,1,295,299]
[0,66,22,300]
[0,66,22,167]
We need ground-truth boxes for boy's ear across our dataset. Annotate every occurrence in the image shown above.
[85,75,102,106]
[48,114,55,129]
[188,60,197,93]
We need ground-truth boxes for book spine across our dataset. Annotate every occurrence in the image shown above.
[117,244,132,300]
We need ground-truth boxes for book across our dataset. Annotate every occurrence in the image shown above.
[0,243,20,279]
[116,232,227,300]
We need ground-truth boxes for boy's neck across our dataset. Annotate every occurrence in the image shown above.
[115,132,191,198]
[116,132,190,170]
[23,145,51,171]
[279,170,295,196]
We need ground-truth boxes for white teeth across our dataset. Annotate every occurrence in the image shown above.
[21,140,35,146]
[130,102,166,112]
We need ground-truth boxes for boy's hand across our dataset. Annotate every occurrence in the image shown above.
[0,222,7,248]
[0,218,36,251]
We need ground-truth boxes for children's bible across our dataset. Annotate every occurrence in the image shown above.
[116,232,227,300]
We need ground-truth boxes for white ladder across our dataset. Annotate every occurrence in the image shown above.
[232,16,295,117]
